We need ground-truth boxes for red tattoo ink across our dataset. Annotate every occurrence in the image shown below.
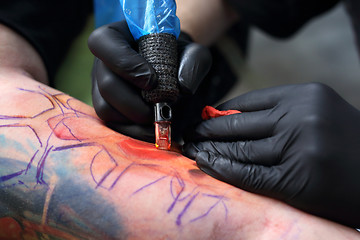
[118,139,180,160]
[201,106,241,120]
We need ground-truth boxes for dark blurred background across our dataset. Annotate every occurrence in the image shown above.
[55,3,360,109]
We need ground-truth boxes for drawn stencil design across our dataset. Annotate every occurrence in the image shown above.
[0,86,229,226]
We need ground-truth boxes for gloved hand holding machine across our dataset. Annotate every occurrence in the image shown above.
[119,0,181,150]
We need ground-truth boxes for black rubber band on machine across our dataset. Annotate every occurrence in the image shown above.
[138,33,179,104]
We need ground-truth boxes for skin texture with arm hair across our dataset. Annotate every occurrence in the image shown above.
[0,69,359,239]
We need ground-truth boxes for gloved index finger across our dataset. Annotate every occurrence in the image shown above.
[187,109,276,142]
[88,21,157,90]
[217,85,294,112]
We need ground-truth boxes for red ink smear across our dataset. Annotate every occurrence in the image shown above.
[201,106,241,120]
[0,217,22,239]
[118,139,180,160]
[48,116,84,141]
[48,114,104,141]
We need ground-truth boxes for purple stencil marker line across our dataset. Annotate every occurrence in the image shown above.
[95,165,117,189]
[131,175,168,196]
[89,146,120,188]
[38,88,65,115]
[90,149,106,185]
[222,201,228,219]
[169,171,185,200]
[0,170,25,182]
[202,193,224,199]
[0,124,22,130]
[62,122,81,142]
[174,171,185,188]
[53,142,98,151]
[190,198,223,223]
[53,95,69,110]
[53,93,67,97]
[25,150,39,174]
[36,145,53,185]
[0,116,28,120]
[48,115,90,142]
[167,183,185,213]
[91,147,119,189]
[66,98,99,119]
[65,98,79,117]
[170,176,175,199]
[18,87,56,118]
[0,124,42,147]
[26,125,42,147]
[18,180,29,188]
[176,191,200,226]
[31,92,56,118]
[18,87,43,94]
[178,187,199,202]
[109,162,137,190]
[100,147,118,165]
[0,124,21,128]
[38,87,65,114]
[31,105,56,119]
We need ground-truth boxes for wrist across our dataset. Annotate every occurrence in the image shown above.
[0,24,48,84]
[176,0,239,46]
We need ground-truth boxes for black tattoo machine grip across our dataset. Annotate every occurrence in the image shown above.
[138,33,179,150]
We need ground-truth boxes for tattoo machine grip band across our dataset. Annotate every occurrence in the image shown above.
[138,33,179,104]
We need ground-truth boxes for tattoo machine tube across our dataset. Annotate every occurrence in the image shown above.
[119,0,181,150]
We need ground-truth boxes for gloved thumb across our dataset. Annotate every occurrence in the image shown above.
[178,43,212,95]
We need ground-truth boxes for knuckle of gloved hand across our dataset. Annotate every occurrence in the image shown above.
[97,73,118,98]
[298,142,326,166]
[93,102,115,122]
[302,82,334,100]
[88,26,106,51]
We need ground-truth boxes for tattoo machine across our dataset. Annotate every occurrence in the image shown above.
[120,0,181,150]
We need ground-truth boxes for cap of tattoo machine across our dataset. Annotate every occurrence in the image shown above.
[154,103,172,150]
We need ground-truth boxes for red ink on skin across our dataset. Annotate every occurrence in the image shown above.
[0,217,22,239]
[48,116,86,141]
[48,114,105,140]
[201,106,241,120]
[118,139,181,160]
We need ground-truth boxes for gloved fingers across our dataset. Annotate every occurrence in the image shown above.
[178,42,212,95]
[95,59,153,124]
[88,21,157,90]
[195,151,283,196]
[106,122,155,142]
[92,73,130,123]
[185,109,276,142]
[184,137,280,166]
[217,85,294,112]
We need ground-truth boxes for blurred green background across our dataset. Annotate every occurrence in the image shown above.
[54,17,94,106]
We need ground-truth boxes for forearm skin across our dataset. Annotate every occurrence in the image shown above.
[0,69,359,239]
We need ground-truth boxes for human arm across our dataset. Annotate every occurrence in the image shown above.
[0,23,47,84]
[1,70,359,239]
[184,83,360,228]
[0,0,92,84]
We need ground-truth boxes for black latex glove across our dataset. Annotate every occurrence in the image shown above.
[183,83,360,228]
[87,21,211,142]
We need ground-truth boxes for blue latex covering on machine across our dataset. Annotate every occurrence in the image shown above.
[94,0,180,39]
